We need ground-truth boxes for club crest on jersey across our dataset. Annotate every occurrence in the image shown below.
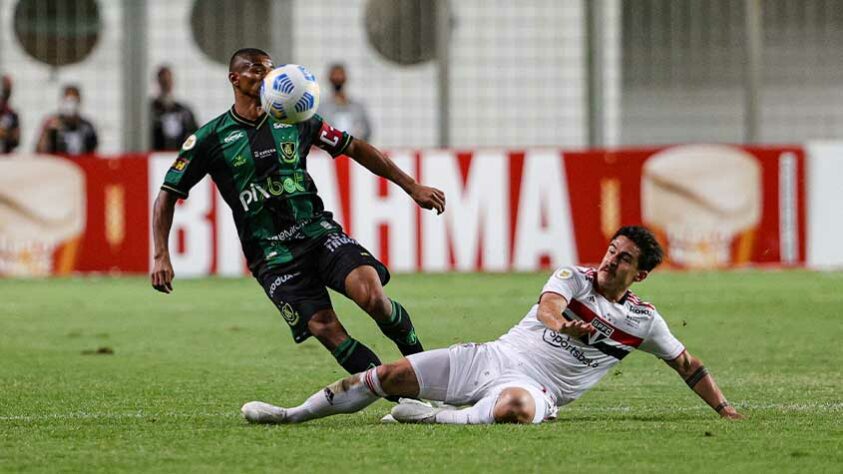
[591,318,615,338]
[181,134,196,151]
[279,141,297,163]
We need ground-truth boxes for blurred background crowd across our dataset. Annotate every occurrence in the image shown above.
[1,0,842,156]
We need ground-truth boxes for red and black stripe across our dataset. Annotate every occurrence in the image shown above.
[561,299,644,360]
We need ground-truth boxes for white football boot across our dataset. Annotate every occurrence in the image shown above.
[390,398,444,424]
[379,413,398,424]
[241,401,289,424]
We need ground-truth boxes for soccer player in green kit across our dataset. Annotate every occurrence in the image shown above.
[150,48,446,376]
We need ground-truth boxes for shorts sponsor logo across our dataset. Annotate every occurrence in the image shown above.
[268,272,300,297]
[323,388,335,405]
[542,329,600,368]
[224,130,245,144]
[323,234,358,253]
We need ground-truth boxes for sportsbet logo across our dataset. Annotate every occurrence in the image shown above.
[239,172,307,211]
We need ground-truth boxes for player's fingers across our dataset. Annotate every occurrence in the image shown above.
[433,198,444,214]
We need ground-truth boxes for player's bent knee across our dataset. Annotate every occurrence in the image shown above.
[346,267,388,314]
[493,387,536,424]
[307,311,346,346]
[376,359,419,397]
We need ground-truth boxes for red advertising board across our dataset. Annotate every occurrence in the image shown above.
[0,145,806,277]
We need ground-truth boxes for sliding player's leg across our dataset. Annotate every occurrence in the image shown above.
[241,349,452,424]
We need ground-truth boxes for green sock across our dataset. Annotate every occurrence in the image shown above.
[376,300,424,356]
[331,337,381,374]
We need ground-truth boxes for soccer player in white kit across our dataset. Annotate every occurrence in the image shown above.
[242,226,743,424]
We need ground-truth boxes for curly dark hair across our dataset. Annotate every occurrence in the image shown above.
[611,226,664,272]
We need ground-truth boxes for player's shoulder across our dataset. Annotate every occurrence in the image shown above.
[184,110,236,149]
[202,110,237,135]
[623,291,659,318]
[550,265,594,283]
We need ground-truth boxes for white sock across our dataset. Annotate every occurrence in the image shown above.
[285,369,382,423]
[433,395,496,425]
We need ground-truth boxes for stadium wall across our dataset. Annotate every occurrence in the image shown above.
[3,143,838,278]
[0,0,595,153]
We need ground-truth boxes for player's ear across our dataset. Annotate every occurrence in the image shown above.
[228,71,239,86]
[633,270,649,283]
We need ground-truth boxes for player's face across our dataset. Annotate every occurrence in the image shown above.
[597,236,647,290]
[231,56,274,99]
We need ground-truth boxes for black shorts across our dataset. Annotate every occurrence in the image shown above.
[257,231,390,343]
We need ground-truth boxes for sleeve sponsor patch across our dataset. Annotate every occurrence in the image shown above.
[181,134,197,151]
[171,156,189,173]
[555,268,574,280]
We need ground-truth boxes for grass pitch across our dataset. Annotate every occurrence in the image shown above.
[1,271,841,473]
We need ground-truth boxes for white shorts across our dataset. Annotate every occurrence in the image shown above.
[407,342,557,424]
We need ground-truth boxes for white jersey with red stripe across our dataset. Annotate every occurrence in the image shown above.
[495,266,685,406]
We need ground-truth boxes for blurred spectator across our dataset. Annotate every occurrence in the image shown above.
[0,75,20,154]
[151,65,197,151]
[319,63,372,141]
[36,85,98,155]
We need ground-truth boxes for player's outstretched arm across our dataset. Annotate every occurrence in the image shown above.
[536,292,594,337]
[344,138,445,214]
[151,189,178,294]
[665,350,743,420]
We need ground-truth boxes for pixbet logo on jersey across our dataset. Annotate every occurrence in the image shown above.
[239,171,307,211]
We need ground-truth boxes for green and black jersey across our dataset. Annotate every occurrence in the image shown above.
[161,108,353,276]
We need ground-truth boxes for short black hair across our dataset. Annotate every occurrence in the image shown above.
[63,84,80,97]
[229,48,270,72]
[611,226,664,272]
[157,64,171,78]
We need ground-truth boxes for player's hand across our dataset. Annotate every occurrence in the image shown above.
[559,320,594,337]
[410,184,446,215]
[151,256,175,294]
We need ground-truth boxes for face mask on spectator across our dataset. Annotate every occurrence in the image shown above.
[59,97,80,117]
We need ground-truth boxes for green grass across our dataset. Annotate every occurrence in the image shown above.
[1,271,841,473]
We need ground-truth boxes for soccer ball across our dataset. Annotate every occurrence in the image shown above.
[260,64,321,124]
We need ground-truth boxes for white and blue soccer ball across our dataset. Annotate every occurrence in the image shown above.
[260,64,321,124]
